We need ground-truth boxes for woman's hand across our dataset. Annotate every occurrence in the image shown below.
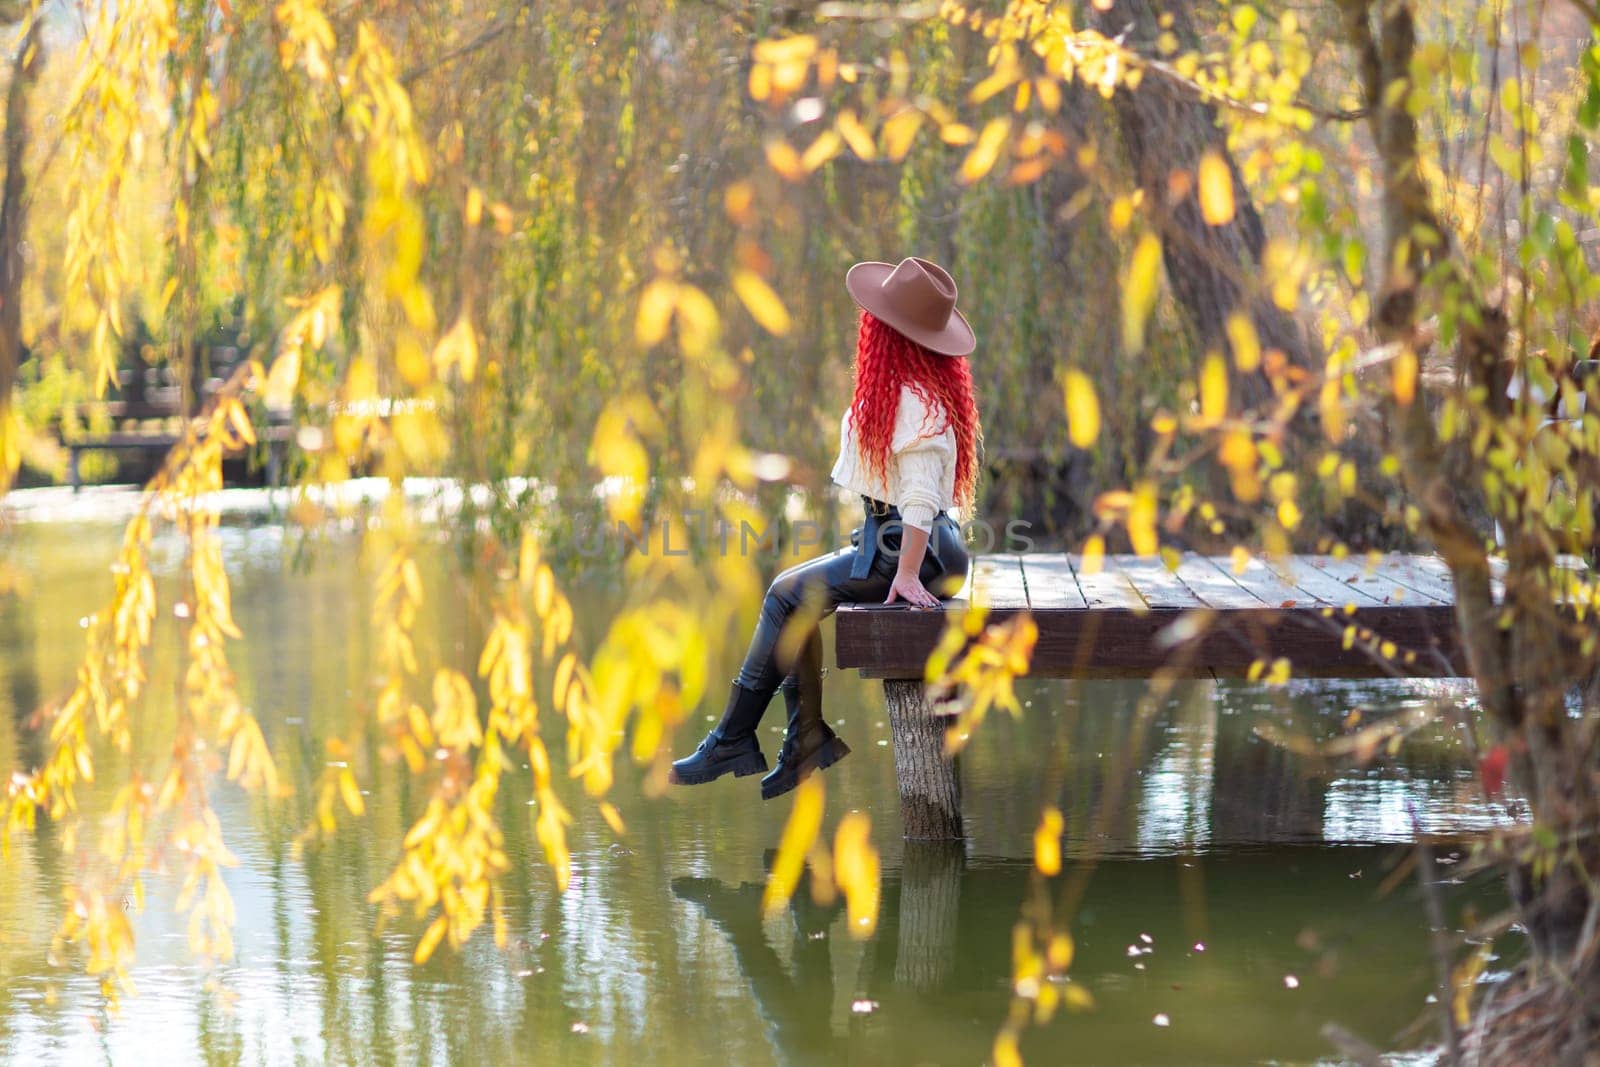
[885,570,941,608]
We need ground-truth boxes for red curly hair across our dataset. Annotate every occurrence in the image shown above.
[848,310,982,508]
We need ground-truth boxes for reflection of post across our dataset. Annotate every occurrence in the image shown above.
[894,841,965,992]
[884,680,963,840]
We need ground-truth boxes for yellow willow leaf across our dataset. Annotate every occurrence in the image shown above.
[263,345,301,410]
[940,122,975,145]
[959,117,1011,184]
[339,769,365,817]
[814,46,840,87]
[1452,943,1491,1028]
[731,270,792,336]
[1128,481,1159,555]
[226,398,257,447]
[1048,932,1075,971]
[747,61,771,102]
[763,776,824,917]
[1005,157,1051,186]
[769,57,810,95]
[993,1032,1023,1067]
[635,280,677,346]
[433,313,479,383]
[1121,233,1162,354]
[800,129,841,173]
[1062,369,1100,448]
[227,728,250,782]
[752,33,817,65]
[1225,312,1261,372]
[535,795,572,890]
[1080,534,1105,575]
[1198,150,1235,225]
[414,916,447,964]
[833,812,880,938]
[518,531,540,588]
[599,802,626,836]
[835,109,876,159]
[1034,807,1064,876]
[1393,347,1418,406]
[1319,379,1345,442]
[1200,352,1228,424]
[764,139,805,181]
[1220,429,1262,502]
[533,563,555,617]
[343,356,379,408]
[1036,76,1063,113]
[674,284,722,356]
[552,651,577,711]
[465,186,483,228]
[970,61,1019,105]
[881,108,924,162]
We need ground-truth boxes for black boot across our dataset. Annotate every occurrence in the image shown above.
[669,680,771,786]
[761,676,850,801]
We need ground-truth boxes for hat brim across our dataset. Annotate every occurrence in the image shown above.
[845,261,976,357]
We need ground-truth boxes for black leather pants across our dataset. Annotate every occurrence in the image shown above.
[733,501,969,701]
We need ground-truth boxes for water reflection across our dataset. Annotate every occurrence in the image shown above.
[670,847,1499,1066]
[0,514,1521,1064]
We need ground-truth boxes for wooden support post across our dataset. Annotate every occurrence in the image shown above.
[883,679,964,840]
[266,437,284,488]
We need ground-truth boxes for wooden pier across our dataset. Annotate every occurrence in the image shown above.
[835,553,1485,839]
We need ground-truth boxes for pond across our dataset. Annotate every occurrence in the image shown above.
[0,494,1520,1065]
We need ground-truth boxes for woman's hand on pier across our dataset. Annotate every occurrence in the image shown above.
[885,571,941,609]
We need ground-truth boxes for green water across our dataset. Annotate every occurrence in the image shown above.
[0,507,1515,1065]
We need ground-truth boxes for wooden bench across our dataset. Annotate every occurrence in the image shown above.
[67,424,294,490]
[835,552,1484,840]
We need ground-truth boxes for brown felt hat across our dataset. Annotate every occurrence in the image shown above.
[845,256,975,357]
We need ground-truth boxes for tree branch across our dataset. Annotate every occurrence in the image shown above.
[399,10,529,87]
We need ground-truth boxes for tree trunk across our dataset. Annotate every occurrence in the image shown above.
[0,19,39,418]
[1090,0,1313,406]
[884,679,964,840]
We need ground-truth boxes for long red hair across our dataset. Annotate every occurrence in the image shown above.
[849,310,982,508]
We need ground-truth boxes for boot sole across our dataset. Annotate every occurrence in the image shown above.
[761,738,851,800]
[669,750,769,786]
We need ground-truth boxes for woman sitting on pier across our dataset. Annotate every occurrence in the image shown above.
[670,256,981,799]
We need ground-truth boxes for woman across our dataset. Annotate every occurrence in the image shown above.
[670,256,981,800]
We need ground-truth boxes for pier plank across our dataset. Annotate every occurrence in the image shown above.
[1020,554,1088,610]
[1115,556,1202,608]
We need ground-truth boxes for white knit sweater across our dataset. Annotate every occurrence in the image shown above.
[830,384,958,532]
